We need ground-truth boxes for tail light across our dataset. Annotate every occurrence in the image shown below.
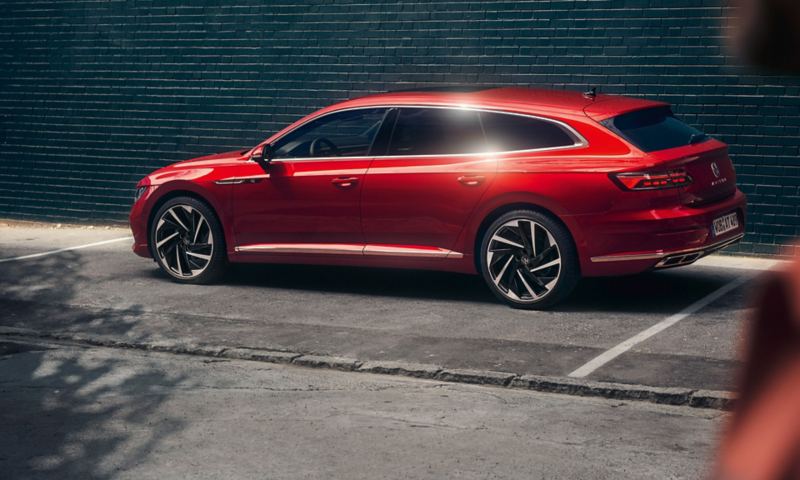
[610,170,694,191]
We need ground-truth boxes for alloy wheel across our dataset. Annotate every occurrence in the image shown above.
[154,205,214,279]
[486,219,562,303]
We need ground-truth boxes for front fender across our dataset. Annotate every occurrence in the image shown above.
[141,179,237,257]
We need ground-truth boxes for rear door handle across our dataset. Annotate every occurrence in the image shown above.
[458,175,487,187]
[332,176,359,188]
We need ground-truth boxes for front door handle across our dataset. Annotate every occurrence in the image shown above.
[458,175,487,187]
[332,176,359,188]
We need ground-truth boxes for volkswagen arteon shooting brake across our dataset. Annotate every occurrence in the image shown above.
[130,88,746,309]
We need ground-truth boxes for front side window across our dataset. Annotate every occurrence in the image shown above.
[480,111,580,152]
[272,108,388,159]
[385,108,488,156]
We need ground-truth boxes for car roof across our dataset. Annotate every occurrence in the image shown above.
[320,87,667,119]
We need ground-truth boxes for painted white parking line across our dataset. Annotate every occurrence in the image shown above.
[0,237,133,263]
[693,255,784,271]
[568,273,756,379]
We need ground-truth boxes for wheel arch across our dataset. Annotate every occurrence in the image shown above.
[145,183,232,259]
[470,199,583,276]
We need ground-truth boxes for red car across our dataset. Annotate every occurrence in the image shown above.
[129,87,746,309]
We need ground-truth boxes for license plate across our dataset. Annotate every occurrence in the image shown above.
[712,212,739,237]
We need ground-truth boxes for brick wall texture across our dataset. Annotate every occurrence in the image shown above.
[1,0,799,257]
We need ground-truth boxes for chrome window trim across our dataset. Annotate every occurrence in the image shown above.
[254,105,589,163]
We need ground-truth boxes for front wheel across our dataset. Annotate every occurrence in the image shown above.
[479,210,579,309]
[150,196,227,284]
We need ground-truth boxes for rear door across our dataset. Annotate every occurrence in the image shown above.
[360,107,497,253]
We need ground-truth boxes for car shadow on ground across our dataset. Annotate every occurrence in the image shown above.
[196,262,750,315]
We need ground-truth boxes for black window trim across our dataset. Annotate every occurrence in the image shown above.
[253,105,589,163]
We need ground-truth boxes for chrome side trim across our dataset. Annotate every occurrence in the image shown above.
[214,178,244,185]
[293,168,368,177]
[365,158,496,175]
[591,252,665,263]
[236,244,365,255]
[214,174,269,185]
[590,233,745,263]
[235,243,465,259]
[363,245,454,258]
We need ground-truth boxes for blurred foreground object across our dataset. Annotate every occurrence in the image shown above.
[714,251,800,479]
[734,0,800,73]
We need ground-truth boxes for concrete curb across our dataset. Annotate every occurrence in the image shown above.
[293,355,362,372]
[437,368,517,387]
[0,328,737,411]
[357,361,442,379]
[688,389,737,410]
[511,375,693,406]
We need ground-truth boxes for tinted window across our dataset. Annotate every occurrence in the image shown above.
[367,108,398,156]
[480,112,579,152]
[386,108,488,156]
[272,108,387,159]
[599,106,709,153]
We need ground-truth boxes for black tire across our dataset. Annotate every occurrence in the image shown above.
[479,209,579,309]
[150,196,227,284]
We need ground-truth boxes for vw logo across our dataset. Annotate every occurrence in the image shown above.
[711,162,720,178]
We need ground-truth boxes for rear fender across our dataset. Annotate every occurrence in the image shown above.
[451,190,588,271]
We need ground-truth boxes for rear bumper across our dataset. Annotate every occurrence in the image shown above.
[577,189,747,277]
[591,232,744,268]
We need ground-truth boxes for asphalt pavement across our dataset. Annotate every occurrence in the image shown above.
[0,224,779,393]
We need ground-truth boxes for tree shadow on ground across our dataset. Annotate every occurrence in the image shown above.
[0,251,151,341]
[0,249,193,478]
[0,341,191,480]
[0,250,89,305]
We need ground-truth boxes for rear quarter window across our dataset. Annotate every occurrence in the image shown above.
[479,111,580,152]
[599,106,710,153]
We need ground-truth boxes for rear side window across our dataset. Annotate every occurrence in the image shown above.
[385,108,488,156]
[599,106,709,153]
[480,112,580,152]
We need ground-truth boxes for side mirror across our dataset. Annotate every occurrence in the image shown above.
[251,144,273,173]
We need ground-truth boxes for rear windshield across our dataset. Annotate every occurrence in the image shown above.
[599,106,709,152]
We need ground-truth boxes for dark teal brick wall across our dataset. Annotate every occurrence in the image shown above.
[1,0,799,256]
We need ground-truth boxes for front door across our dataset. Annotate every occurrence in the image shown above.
[232,107,388,251]
[361,107,497,254]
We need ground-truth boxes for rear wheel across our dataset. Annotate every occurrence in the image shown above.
[150,197,227,284]
[479,210,579,309]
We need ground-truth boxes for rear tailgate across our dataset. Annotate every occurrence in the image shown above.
[648,139,737,207]
[589,103,738,207]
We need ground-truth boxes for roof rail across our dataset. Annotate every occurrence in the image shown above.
[384,85,502,94]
